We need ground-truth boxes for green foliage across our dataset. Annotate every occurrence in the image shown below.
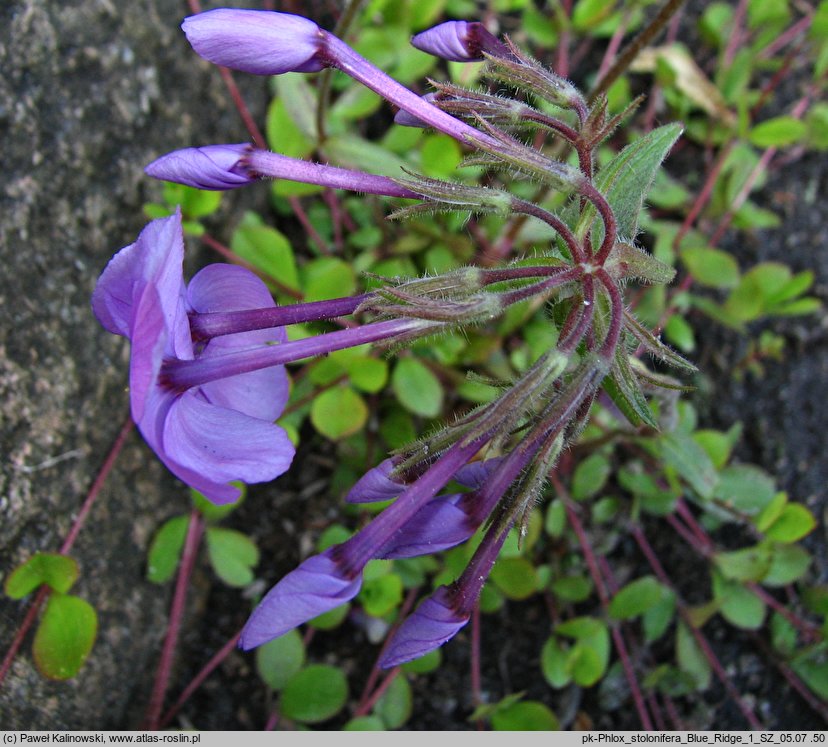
[5,553,78,599]
[280,665,349,724]
[33,594,97,681]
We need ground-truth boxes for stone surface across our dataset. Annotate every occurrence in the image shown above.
[0,0,267,728]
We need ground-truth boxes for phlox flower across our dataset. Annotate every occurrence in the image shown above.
[91,210,294,504]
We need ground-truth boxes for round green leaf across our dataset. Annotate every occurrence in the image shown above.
[676,622,711,690]
[255,629,305,691]
[33,594,97,680]
[359,574,403,618]
[491,700,559,731]
[763,544,812,587]
[301,257,356,302]
[346,356,388,394]
[375,673,412,729]
[310,386,368,440]
[541,637,571,689]
[280,664,349,724]
[681,246,740,289]
[205,527,259,587]
[309,602,350,630]
[571,453,611,500]
[391,358,444,418]
[749,116,808,148]
[5,553,78,599]
[490,557,538,600]
[401,647,442,674]
[146,516,189,584]
[569,643,604,687]
[343,716,385,731]
[764,504,817,543]
[609,575,668,620]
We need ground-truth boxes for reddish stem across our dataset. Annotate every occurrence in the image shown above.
[353,667,401,717]
[723,0,749,69]
[630,526,763,730]
[159,628,243,728]
[555,477,654,731]
[0,414,133,689]
[143,510,205,730]
[470,601,482,711]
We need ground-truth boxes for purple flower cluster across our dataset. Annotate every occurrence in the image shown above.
[92,6,637,667]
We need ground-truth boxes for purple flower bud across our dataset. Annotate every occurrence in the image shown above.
[181,9,325,75]
[410,21,507,62]
[145,144,254,190]
[453,456,505,490]
[239,550,362,649]
[377,494,474,559]
[379,588,468,668]
[345,458,405,503]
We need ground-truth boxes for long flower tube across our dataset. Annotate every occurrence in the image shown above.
[181,9,503,151]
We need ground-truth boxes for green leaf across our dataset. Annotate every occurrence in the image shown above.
[230,223,299,295]
[308,603,350,630]
[541,637,571,688]
[712,573,766,629]
[587,123,684,245]
[359,573,403,617]
[33,594,97,680]
[604,351,657,428]
[346,356,389,394]
[643,589,677,643]
[310,386,368,440]
[255,629,305,691]
[343,716,386,731]
[490,557,538,600]
[556,617,609,687]
[675,622,711,690]
[681,246,740,288]
[713,464,776,514]
[609,576,669,620]
[762,544,812,587]
[545,499,567,538]
[205,527,259,587]
[146,516,189,584]
[764,504,817,543]
[571,453,611,500]
[755,491,788,532]
[280,664,349,724]
[401,648,442,674]
[791,647,828,700]
[656,430,718,500]
[375,674,412,729]
[713,544,772,582]
[392,358,444,418]
[265,96,313,160]
[664,314,696,353]
[491,700,559,731]
[749,116,808,148]
[323,134,409,178]
[551,575,593,603]
[191,483,246,523]
[5,553,78,599]
[301,257,356,302]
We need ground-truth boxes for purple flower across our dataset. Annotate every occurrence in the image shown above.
[92,211,294,504]
[239,549,362,649]
[240,439,486,648]
[410,21,505,62]
[380,588,468,668]
[145,144,254,190]
[181,9,325,75]
[345,458,405,503]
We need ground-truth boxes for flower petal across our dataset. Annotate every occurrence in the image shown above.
[453,456,505,489]
[345,458,405,503]
[91,211,185,338]
[239,550,362,649]
[411,21,477,61]
[145,145,254,190]
[182,9,325,76]
[377,494,475,559]
[379,588,468,668]
[162,391,294,491]
[188,264,289,420]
